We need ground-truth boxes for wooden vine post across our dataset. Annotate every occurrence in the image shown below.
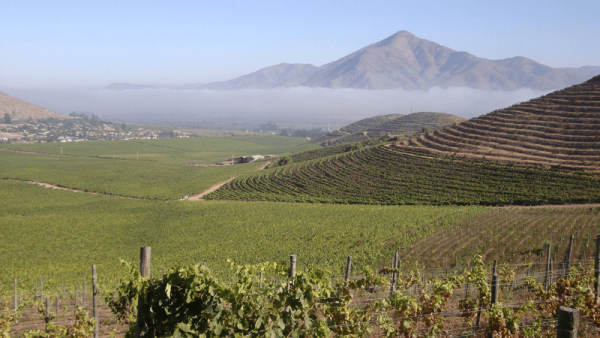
[288,254,296,323]
[45,297,50,332]
[289,254,296,278]
[389,251,397,298]
[566,235,574,279]
[14,278,18,324]
[136,247,151,338]
[549,259,554,285]
[595,234,600,304]
[485,260,500,338]
[544,243,552,291]
[491,260,498,305]
[557,306,579,338]
[344,256,352,281]
[92,265,99,338]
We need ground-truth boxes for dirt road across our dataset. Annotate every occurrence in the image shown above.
[187,177,237,201]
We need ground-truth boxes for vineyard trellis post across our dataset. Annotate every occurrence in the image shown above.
[393,250,398,280]
[566,235,574,279]
[14,278,18,324]
[557,306,579,338]
[595,234,600,304]
[92,265,99,338]
[491,259,498,305]
[550,259,554,285]
[289,254,297,278]
[45,296,50,332]
[55,295,59,321]
[83,277,87,307]
[40,278,44,303]
[136,247,151,338]
[288,254,296,325]
[344,256,352,281]
[544,243,552,291]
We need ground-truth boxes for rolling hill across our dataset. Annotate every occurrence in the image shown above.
[0,92,70,121]
[315,112,466,146]
[395,75,600,171]
[206,76,600,205]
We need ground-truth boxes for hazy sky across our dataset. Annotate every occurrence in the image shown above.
[1,0,599,88]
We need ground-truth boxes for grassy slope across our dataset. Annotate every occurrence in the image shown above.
[0,136,321,199]
[207,145,600,205]
[0,151,262,200]
[0,179,482,293]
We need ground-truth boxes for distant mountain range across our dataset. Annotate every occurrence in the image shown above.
[106,30,600,91]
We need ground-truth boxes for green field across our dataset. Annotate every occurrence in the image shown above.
[1,136,319,164]
[0,151,263,199]
[1,135,598,302]
[0,179,482,295]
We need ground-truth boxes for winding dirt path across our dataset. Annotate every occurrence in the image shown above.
[187,177,237,201]
[186,161,271,201]
[257,161,272,171]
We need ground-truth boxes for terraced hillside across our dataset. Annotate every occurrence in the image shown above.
[395,75,600,171]
[339,114,404,134]
[206,146,600,205]
[374,112,465,134]
[315,112,465,146]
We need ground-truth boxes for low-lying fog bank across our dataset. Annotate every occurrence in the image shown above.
[1,87,550,124]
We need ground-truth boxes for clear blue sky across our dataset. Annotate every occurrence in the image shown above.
[1,0,599,88]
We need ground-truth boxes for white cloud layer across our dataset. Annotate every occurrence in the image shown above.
[1,87,550,124]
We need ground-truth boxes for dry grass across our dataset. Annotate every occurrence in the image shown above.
[0,92,70,121]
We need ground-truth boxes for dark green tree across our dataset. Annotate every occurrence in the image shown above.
[4,113,12,124]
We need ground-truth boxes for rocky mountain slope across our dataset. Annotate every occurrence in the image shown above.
[107,31,600,91]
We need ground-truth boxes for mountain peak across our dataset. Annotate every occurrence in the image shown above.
[374,30,420,47]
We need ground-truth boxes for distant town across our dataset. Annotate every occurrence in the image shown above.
[0,112,193,144]
[0,111,330,144]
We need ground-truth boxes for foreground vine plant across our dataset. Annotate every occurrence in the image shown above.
[104,256,600,338]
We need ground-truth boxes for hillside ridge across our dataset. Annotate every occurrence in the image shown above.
[0,92,69,121]
[315,112,466,146]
